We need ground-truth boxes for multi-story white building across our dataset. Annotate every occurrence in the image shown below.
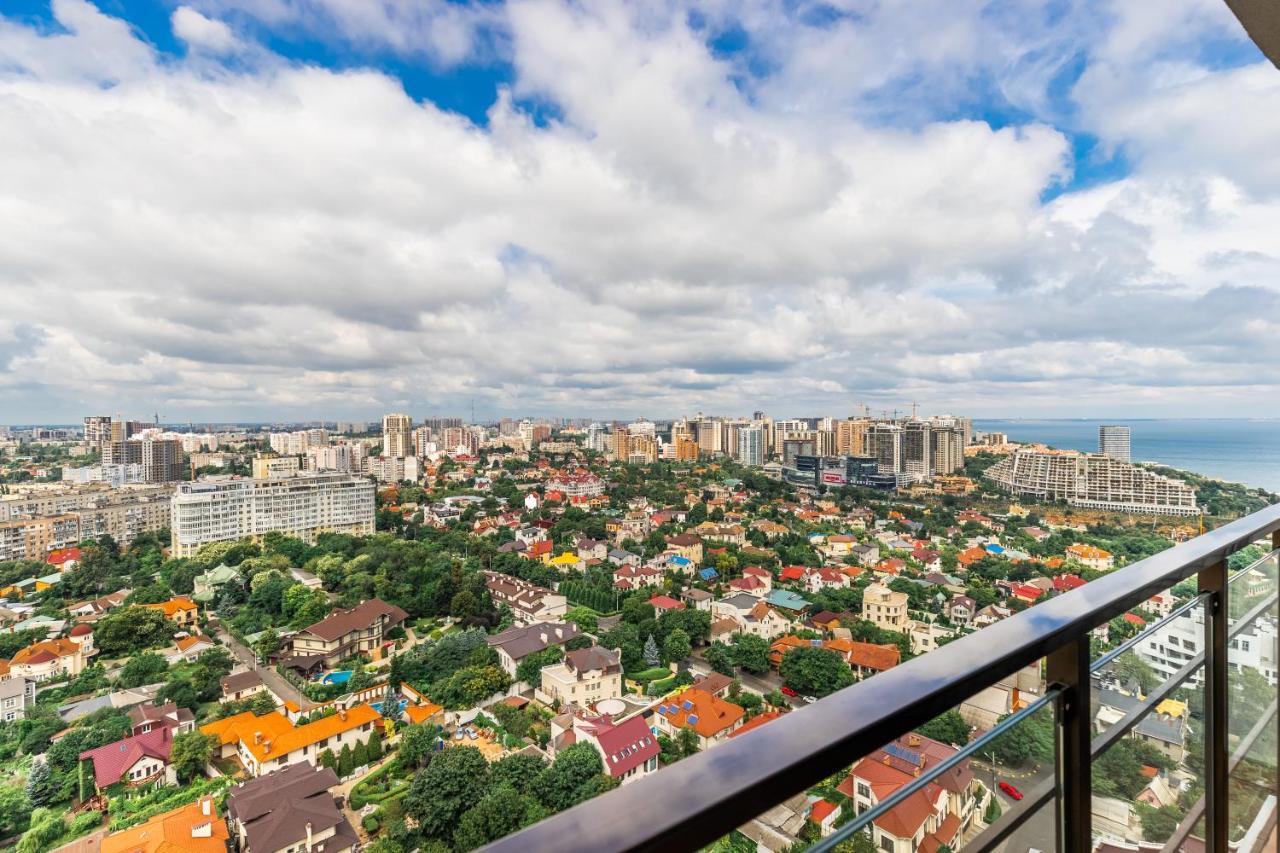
[985,449,1198,516]
[170,473,375,558]
[1138,606,1277,686]
[1099,425,1132,462]
[365,455,420,483]
[737,425,766,467]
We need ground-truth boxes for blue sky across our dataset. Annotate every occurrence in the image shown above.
[0,0,1278,422]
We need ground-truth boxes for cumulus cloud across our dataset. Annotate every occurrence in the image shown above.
[0,0,1277,422]
[172,6,241,53]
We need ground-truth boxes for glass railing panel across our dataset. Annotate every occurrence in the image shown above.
[736,678,1060,853]
[1227,549,1278,848]
[1090,647,1204,849]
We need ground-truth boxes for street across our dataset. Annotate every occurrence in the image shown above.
[208,617,317,711]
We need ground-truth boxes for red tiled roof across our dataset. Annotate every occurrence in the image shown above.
[590,714,660,778]
[648,595,685,611]
[46,547,82,566]
[80,727,173,787]
[727,711,784,739]
[810,799,838,823]
[1053,574,1088,592]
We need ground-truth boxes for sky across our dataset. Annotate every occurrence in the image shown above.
[1,0,1279,424]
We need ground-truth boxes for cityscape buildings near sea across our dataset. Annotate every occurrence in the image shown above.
[0,406,1274,853]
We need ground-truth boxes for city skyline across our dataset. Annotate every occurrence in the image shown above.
[2,1,1279,422]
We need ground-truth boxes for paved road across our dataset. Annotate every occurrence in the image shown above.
[209,617,317,711]
[687,654,805,709]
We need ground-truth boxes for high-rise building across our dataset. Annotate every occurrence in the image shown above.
[170,472,376,558]
[412,426,434,457]
[382,413,412,457]
[1099,425,1132,462]
[83,416,112,449]
[737,426,765,467]
[102,439,184,483]
[834,419,871,456]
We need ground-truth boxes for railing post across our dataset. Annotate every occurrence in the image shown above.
[1200,560,1228,853]
[1048,637,1091,853]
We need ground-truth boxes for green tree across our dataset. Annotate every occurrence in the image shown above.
[93,606,175,656]
[990,710,1055,767]
[405,745,490,839]
[338,744,355,777]
[705,642,734,676]
[917,710,970,746]
[170,731,217,783]
[778,647,854,697]
[0,786,31,837]
[643,634,661,668]
[23,761,54,807]
[516,648,564,686]
[663,628,692,664]
[115,651,169,688]
[489,752,546,792]
[454,785,546,851]
[677,727,699,757]
[1138,803,1182,842]
[397,724,437,768]
[319,749,338,772]
[729,633,770,674]
[537,742,614,812]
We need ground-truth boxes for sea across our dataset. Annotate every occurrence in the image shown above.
[973,419,1280,494]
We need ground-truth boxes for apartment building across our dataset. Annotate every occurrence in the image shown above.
[201,704,380,777]
[1099,424,1132,462]
[251,454,301,479]
[170,473,375,558]
[103,438,184,483]
[985,449,1199,516]
[1138,606,1277,686]
[287,598,408,668]
[381,413,413,457]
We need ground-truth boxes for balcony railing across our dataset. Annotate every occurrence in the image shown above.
[486,503,1280,853]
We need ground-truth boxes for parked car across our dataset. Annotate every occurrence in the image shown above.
[781,686,798,697]
[802,695,817,704]
[999,781,1023,801]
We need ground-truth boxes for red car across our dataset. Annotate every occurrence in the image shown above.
[999,781,1023,801]
[780,686,798,697]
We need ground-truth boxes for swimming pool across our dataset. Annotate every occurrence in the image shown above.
[320,670,353,685]
[370,699,408,715]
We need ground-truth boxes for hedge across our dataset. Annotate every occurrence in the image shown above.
[627,667,671,682]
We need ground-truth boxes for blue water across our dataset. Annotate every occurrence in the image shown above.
[371,699,408,715]
[975,419,1280,493]
[320,670,353,685]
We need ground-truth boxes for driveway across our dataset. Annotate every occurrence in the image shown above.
[208,617,316,711]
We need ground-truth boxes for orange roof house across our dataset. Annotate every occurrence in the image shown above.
[142,597,199,626]
[652,688,744,744]
[102,796,229,853]
[201,704,380,776]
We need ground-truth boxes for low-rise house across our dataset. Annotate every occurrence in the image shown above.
[2,635,93,681]
[576,538,608,561]
[549,708,660,785]
[201,704,380,777]
[483,571,567,624]
[488,622,582,678]
[608,548,641,567]
[1095,687,1187,762]
[191,563,239,605]
[226,762,357,853]
[728,575,769,597]
[68,589,130,620]
[680,588,713,611]
[910,548,942,571]
[0,676,35,722]
[1066,543,1115,571]
[765,589,810,617]
[141,597,199,628]
[165,633,217,665]
[614,564,664,591]
[1053,573,1088,594]
[862,583,909,632]
[288,598,408,668]
[837,733,983,853]
[101,796,228,853]
[712,594,790,641]
[650,687,744,750]
[540,645,623,706]
[128,701,195,736]
[972,603,1013,627]
[908,620,957,655]
[648,595,686,614]
[665,534,704,565]
[80,726,176,789]
[849,543,880,568]
[803,568,850,594]
[946,595,976,626]
[221,670,271,704]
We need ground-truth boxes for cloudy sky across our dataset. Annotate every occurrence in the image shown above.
[1,0,1278,424]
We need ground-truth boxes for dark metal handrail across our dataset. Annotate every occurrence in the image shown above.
[485,503,1280,853]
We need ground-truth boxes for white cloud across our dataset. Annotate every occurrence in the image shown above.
[0,0,1277,422]
[172,6,241,53]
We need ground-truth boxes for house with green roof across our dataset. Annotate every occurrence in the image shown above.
[193,564,240,603]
